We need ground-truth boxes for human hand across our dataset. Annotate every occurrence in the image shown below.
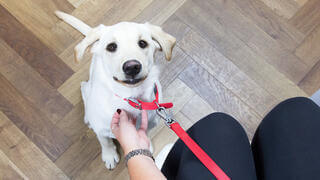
[111,109,150,154]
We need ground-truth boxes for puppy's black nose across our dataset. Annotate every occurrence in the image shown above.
[123,60,142,77]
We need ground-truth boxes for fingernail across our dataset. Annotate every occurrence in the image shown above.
[117,109,121,114]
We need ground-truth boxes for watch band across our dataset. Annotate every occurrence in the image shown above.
[125,149,154,166]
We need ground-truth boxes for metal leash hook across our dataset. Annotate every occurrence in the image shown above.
[156,106,176,127]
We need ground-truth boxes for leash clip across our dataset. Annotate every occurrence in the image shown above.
[127,97,142,110]
[156,107,175,127]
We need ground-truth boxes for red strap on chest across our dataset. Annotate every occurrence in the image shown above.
[170,122,230,180]
[123,85,173,110]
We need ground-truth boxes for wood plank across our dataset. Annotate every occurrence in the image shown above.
[295,0,308,6]
[0,0,75,54]
[231,0,305,50]
[0,112,68,179]
[55,129,100,178]
[0,39,73,124]
[99,0,153,26]
[179,62,262,139]
[178,30,278,117]
[73,145,125,180]
[0,74,71,161]
[163,79,196,116]
[161,15,191,42]
[295,24,320,68]
[174,112,194,130]
[175,1,307,100]
[56,102,87,142]
[54,103,96,178]
[50,0,75,12]
[55,98,118,179]
[67,0,86,8]
[299,59,320,95]
[259,0,301,19]
[185,0,308,84]
[181,94,216,124]
[0,150,26,180]
[112,168,130,180]
[289,0,320,35]
[133,0,186,25]
[67,0,122,27]
[153,15,192,89]
[0,5,74,88]
[58,61,90,105]
[158,47,193,89]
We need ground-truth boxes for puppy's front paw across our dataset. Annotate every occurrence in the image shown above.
[102,148,119,170]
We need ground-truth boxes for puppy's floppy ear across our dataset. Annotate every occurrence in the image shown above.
[145,23,176,61]
[74,27,102,62]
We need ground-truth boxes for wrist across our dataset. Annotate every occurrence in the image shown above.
[127,154,154,165]
[123,146,140,155]
[125,149,154,166]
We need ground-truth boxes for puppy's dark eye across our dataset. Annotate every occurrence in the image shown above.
[138,40,148,49]
[106,43,117,52]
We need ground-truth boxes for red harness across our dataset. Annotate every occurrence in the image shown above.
[118,85,230,180]
[123,85,173,110]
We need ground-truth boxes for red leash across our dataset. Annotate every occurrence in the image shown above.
[118,85,230,180]
[156,107,230,180]
[170,122,230,180]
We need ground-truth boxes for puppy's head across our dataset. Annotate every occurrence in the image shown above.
[75,22,176,87]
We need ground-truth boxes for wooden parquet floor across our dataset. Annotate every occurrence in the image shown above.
[0,0,319,179]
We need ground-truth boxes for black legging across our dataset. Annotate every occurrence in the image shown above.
[161,97,320,180]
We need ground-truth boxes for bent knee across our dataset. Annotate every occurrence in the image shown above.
[260,97,319,130]
[276,97,315,110]
[191,112,246,135]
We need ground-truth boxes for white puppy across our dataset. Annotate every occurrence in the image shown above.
[55,11,176,169]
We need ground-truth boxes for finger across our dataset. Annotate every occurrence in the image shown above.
[119,109,129,124]
[111,112,120,134]
[139,110,148,131]
[111,112,120,127]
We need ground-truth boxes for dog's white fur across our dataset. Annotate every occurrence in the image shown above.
[55,11,176,169]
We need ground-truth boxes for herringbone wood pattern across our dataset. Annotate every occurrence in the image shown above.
[0,0,319,179]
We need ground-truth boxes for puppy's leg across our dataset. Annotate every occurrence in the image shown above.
[97,134,119,169]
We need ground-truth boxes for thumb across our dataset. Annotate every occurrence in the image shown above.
[139,110,148,132]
